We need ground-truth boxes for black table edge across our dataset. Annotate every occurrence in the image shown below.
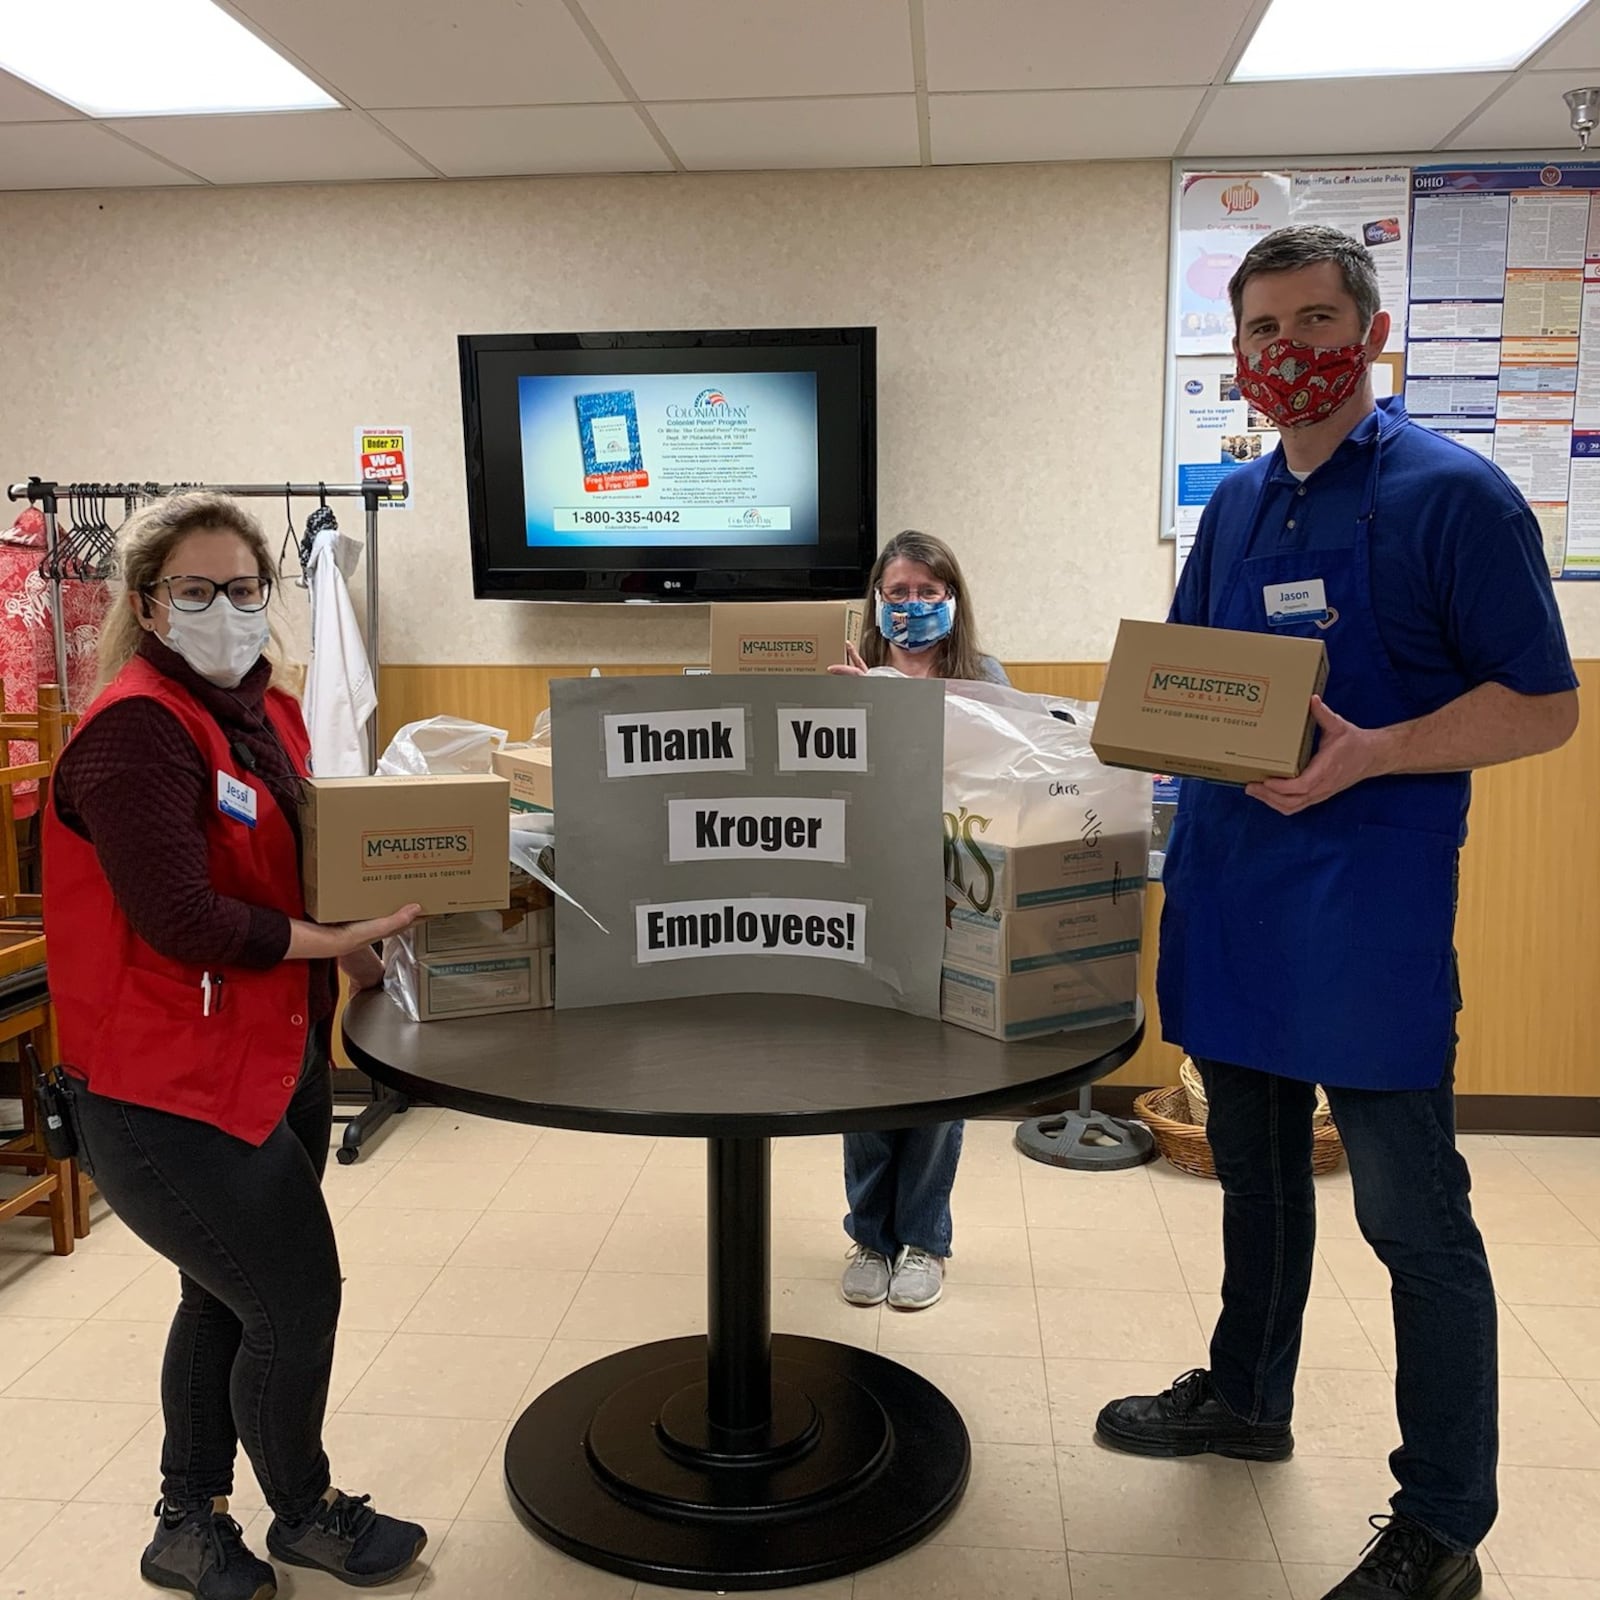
[342,999,1146,1140]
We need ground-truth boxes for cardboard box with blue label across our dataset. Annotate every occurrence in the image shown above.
[939,952,1138,1040]
[387,945,554,1022]
[944,890,1143,977]
[492,744,555,814]
[299,774,511,922]
[944,830,1148,917]
[411,905,554,958]
[1091,619,1328,785]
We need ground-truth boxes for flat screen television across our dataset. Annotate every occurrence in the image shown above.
[458,326,877,602]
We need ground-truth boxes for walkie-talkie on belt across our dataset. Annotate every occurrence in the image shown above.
[26,1041,79,1162]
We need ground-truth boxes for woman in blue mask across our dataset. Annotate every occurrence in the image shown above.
[829,530,1006,1310]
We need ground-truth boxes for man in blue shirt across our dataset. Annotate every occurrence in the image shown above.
[1097,226,1579,1600]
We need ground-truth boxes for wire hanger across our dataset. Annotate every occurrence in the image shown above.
[277,484,309,589]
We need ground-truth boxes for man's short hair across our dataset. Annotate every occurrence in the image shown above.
[1228,225,1382,330]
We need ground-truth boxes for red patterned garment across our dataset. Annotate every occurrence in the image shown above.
[0,507,111,807]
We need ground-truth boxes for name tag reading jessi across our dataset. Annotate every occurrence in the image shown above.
[217,771,258,828]
[1263,579,1329,627]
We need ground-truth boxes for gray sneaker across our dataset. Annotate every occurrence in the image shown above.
[888,1246,945,1310]
[841,1243,891,1305]
[265,1491,426,1589]
[140,1498,277,1600]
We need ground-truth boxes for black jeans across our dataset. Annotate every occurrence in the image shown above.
[72,1030,340,1522]
[1197,1053,1498,1551]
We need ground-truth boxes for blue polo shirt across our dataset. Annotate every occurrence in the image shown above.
[1173,397,1578,714]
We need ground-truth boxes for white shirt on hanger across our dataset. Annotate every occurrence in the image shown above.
[304,522,375,777]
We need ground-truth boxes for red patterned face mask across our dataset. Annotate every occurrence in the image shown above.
[1235,338,1369,430]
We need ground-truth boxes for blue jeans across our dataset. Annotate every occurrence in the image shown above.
[842,1122,963,1259]
[1198,1054,1498,1552]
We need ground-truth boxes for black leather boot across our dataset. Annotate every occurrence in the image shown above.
[1095,1367,1294,1461]
[1319,1516,1482,1599]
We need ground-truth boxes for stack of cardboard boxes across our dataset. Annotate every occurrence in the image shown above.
[387,897,555,1022]
[939,831,1146,1041]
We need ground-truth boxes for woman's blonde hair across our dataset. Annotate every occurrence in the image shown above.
[98,493,280,689]
[858,529,989,682]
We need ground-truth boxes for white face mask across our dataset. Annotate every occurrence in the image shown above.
[159,601,271,688]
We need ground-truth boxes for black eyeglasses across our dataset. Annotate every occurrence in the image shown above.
[145,575,273,614]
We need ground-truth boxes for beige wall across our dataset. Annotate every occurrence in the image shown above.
[3,162,1597,666]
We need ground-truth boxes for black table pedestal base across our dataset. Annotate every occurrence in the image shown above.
[505,1333,970,1590]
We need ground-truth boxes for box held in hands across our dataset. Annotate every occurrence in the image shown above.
[708,600,864,675]
[300,774,511,923]
[1090,620,1328,786]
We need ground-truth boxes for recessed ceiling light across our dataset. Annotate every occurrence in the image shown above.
[0,0,338,116]
[1232,0,1589,81]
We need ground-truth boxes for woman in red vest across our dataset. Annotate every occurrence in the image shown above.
[45,494,426,1600]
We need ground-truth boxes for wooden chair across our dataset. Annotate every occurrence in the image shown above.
[0,684,85,1252]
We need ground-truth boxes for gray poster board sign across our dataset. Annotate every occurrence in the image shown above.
[550,674,946,1016]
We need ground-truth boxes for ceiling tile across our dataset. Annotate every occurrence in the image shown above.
[583,0,912,100]
[0,123,200,190]
[1528,0,1600,68]
[931,87,1204,163]
[923,0,1260,91]
[229,0,622,108]
[647,96,919,171]
[374,105,671,177]
[103,111,431,184]
[0,70,80,123]
[1187,74,1505,158]
[1448,69,1600,148]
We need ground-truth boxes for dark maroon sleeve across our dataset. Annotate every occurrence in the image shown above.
[53,701,292,969]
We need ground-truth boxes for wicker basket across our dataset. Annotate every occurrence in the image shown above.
[1134,1081,1345,1180]
[1179,1057,1335,1129]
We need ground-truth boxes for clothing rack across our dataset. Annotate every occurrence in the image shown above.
[5,477,404,772]
[5,475,412,1162]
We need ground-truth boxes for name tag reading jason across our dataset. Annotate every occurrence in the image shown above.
[217,772,258,828]
[1263,579,1329,627]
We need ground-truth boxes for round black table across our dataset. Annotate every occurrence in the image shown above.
[344,991,1143,1591]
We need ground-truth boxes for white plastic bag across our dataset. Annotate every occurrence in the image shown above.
[942,680,1148,850]
[941,680,1152,920]
[376,716,507,777]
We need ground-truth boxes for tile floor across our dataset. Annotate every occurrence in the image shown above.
[0,1113,1597,1598]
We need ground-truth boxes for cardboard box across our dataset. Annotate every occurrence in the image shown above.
[708,600,864,675]
[940,953,1139,1041]
[392,946,553,1022]
[945,832,1148,916]
[944,889,1144,978]
[300,775,511,923]
[411,906,554,958]
[492,744,554,814]
[1091,620,1328,785]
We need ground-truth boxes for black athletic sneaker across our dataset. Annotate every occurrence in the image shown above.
[265,1490,427,1589]
[1095,1367,1294,1462]
[140,1499,277,1600]
[1320,1516,1483,1599]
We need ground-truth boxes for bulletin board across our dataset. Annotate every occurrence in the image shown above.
[1162,164,1411,579]
[1405,162,1600,580]
[1163,159,1600,582]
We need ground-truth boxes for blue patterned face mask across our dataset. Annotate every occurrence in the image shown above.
[876,593,956,652]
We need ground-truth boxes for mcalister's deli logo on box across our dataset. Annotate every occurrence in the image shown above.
[739,635,817,660]
[1143,663,1269,718]
[360,829,477,870]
